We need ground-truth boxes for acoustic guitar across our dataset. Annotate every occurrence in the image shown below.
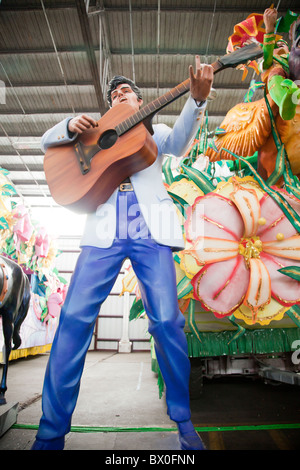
[44,43,263,213]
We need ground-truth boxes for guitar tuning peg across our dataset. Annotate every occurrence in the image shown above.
[207,88,217,101]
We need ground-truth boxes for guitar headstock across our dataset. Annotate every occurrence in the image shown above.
[214,42,263,72]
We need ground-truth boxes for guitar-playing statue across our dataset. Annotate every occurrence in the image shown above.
[43,44,263,213]
[32,49,262,451]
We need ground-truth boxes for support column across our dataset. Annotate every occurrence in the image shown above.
[118,292,132,353]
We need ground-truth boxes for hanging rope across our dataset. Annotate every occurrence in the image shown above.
[205,0,217,56]
[128,0,136,83]
[40,0,76,114]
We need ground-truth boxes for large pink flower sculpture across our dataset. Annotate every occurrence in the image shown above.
[185,177,300,325]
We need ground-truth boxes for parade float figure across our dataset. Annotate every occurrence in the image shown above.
[206,8,300,181]
[31,58,214,451]
[0,255,31,404]
[0,167,66,401]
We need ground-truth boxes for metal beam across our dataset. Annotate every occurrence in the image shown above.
[11,179,47,185]
[75,0,107,115]
[0,2,294,13]
[0,164,44,171]
[0,108,228,116]
[0,46,229,56]
[0,81,250,90]
[90,4,295,13]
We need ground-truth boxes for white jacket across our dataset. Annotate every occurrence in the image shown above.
[41,96,206,250]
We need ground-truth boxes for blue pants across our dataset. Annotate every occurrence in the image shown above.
[36,192,191,442]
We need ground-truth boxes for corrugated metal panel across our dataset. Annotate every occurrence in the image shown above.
[0,154,44,168]
[104,0,296,12]
[157,114,224,132]
[7,170,44,180]
[0,0,297,206]
[0,8,83,50]
[0,52,93,85]
[57,236,82,251]
[54,251,79,272]
[0,10,53,50]
[2,85,97,113]
[0,113,100,137]
[97,294,150,351]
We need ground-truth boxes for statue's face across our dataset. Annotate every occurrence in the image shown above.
[110,84,143,111]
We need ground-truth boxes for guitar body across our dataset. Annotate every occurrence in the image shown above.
[44,104,158,213]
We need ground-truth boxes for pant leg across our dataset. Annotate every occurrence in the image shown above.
[36,245,125,441]
[129,238,191,423]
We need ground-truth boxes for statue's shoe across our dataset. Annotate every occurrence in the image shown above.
[31,436,65,450]
[177,420,206,450]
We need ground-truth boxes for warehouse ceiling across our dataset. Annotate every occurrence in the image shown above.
[0,0,298,210]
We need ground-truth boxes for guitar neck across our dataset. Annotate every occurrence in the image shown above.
[115,43,262,136]
[115,78,191,136]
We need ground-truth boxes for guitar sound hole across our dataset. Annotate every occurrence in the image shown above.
[98,129,118,150]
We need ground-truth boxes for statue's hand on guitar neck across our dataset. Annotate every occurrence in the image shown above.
[189,55,214,103]
[68,114,98,136]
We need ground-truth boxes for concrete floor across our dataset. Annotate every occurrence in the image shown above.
[1,350,300,452]
[0,351,182,451]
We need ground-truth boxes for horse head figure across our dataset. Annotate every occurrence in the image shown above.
[0,255,31,405]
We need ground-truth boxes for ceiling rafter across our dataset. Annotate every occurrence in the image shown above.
[75,0,107,114]
[0,2,292,13]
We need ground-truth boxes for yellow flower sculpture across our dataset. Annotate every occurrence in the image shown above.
[185,176,300,325]
[168,178,204,285]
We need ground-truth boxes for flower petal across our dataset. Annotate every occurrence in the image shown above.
[188,237,239,264]
[260,252,300,305]
[235,298,287,326]
[257,193,298,241]
[230,186,260,237]
[262,235,300,260]
[178,248,200,279]
[185,193,244,243]
[243,258,271,322]
[191,255,249,317]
